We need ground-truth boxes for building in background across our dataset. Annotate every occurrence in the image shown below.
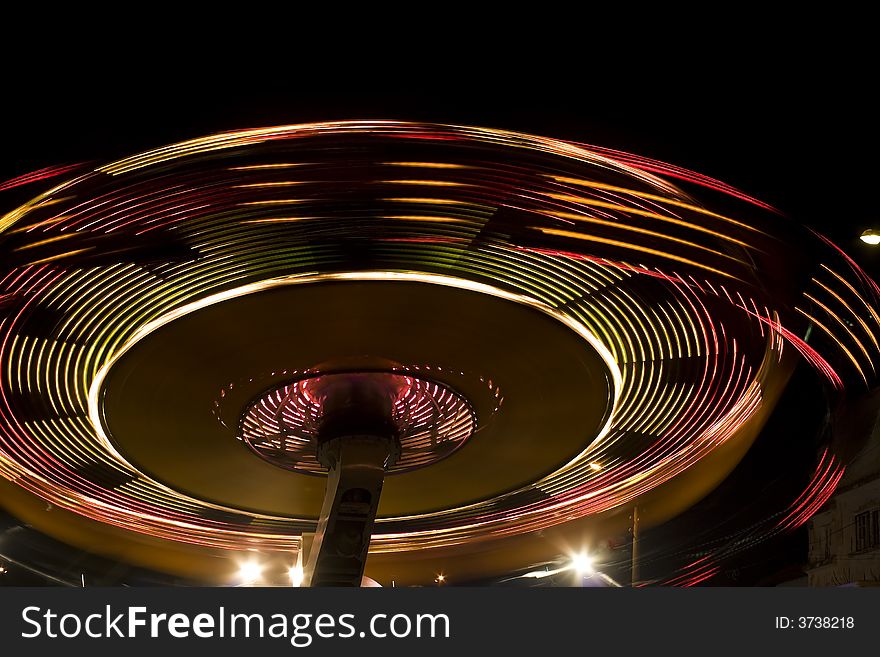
[808,405,880,586]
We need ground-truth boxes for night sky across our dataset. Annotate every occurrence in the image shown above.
[3,71,877,278]
[0,63,876,585]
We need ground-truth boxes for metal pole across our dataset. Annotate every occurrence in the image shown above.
[302,435,395,587]
[631,505,640,586]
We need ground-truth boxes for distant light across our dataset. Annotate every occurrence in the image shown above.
[860,229,880,245]
[589,462,602,471]
[289,565,304,587]
[0,565,6,574]
[571,553,594,576]
[435,574,446,583]
[238,561,262,584]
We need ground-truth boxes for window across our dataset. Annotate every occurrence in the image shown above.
[854,509,880,551]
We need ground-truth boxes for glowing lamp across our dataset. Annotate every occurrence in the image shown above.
[860,229,880,245]
[571,553,594,576]
[237,561,262,584]
[289,565,304,587]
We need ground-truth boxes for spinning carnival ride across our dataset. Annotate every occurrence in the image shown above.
[0,122,875,585]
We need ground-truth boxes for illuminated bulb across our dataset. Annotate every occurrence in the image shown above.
[571,553,594,576]
[589,462,602,471]
[435,574,446,583]
[860,229,880,245]
[238,561,262,584]
[289,565,304,587]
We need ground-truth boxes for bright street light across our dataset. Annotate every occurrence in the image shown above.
[571,553,594,576]
[860,229,880,245]
[237,561,262,585]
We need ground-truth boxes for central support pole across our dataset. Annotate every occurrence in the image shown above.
[300,373,403,587]
[302,434,397,586]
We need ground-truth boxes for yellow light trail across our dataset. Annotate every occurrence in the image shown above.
[13,233,78,251]
[547,175,767,234]
[796,307,868,385]
[548,197,759,249]
[26,247,94,266]
[533,227,740,280]
[383,162,470,169]
[551,210,744,262]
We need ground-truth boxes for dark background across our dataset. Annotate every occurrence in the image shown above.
[2,64,877,274]
[0,55,876,585]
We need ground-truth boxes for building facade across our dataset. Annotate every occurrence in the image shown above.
[808,413,880,586]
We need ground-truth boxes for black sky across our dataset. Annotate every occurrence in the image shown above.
[2,69,877,276]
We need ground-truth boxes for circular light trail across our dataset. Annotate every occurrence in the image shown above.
[240,371,477,475]
[0,121,875,583]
